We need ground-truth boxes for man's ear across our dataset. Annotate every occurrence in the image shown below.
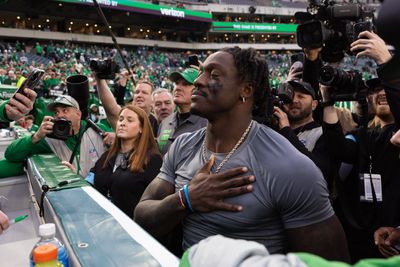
[312,99,318,111]
[241,82,254,99]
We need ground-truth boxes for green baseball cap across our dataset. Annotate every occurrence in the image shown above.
[169,68,199,85]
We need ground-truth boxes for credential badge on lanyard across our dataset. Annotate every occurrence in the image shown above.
[359,155,382,202]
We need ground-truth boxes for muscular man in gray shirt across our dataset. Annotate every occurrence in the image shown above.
[135,47,349,261]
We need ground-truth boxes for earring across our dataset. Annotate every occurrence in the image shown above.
[241,96,246,103]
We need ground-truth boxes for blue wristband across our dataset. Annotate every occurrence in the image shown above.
[183,184,194,213]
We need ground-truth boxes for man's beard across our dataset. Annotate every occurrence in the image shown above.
[376,106,393,122]
[287,106,312,122]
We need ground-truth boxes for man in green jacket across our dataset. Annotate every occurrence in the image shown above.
[5,95,106,177]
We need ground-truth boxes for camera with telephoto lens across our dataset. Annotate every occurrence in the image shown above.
[319,65,367,101]
[89,58,120,80]
[46,118,71,141]
[295,0,375,62]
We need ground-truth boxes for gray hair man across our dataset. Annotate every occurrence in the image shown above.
[152,88,175,123]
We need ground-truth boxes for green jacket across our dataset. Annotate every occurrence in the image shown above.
[0,100,10,122]
[5,120,110,163]
[0,159,24,179]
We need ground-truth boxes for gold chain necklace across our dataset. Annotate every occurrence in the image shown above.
[201,120,253,173]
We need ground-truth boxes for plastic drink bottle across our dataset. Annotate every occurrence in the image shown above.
[33,244,63,267]
[30,223,69,267]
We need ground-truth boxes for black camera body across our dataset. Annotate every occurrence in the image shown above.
[271,82,295,109]
[296,0,375,62]
[319,65,367,101]
[47,118,72,141]
[90,58,120,80]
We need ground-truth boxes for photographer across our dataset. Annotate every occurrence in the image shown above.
[274,80,337,189]
[320,31,400,260]
[94,70,159,136]
[5,95,106,177]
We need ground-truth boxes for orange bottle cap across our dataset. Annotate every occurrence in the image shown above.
[33,244,58,263]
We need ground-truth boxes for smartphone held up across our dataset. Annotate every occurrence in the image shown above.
[12,68,45,99]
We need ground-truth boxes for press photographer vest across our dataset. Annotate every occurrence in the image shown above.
[45,128,105,177]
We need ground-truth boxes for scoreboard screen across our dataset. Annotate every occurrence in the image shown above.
[55,0,212,22]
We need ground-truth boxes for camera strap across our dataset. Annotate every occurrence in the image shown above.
[68,122,90,167]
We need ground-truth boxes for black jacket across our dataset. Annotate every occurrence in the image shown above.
[321,61,400,261]
[279,121,338,190]
[91,151,162,218]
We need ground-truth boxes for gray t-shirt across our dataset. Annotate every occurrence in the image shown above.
[158,121,334,253]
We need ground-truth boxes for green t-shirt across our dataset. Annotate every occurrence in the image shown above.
[35,44,43,55]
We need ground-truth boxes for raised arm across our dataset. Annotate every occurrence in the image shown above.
[1,88,37,122]
[95,78,121,130]
[320,85,357,163]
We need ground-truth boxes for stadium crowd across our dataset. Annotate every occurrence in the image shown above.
[0,25,399,267]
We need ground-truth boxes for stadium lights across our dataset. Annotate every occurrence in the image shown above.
[235,34,239,37]
[70,21,73,25]
[38,24,42,28]
[158,30,162,34]
[127,27,131,31]
[46,19,50,23]
[86,23,89,26]
[277,35,280,38]
[58,3,62,7]
[17,16,21,20]
[96,30,100,33]
[145,34,148,38]
[94,24,98,27]
[140,29,143,32]
[68,27,71,31]
[146,29,150,32]
[109,26,112,28]
[261,34,264,37]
